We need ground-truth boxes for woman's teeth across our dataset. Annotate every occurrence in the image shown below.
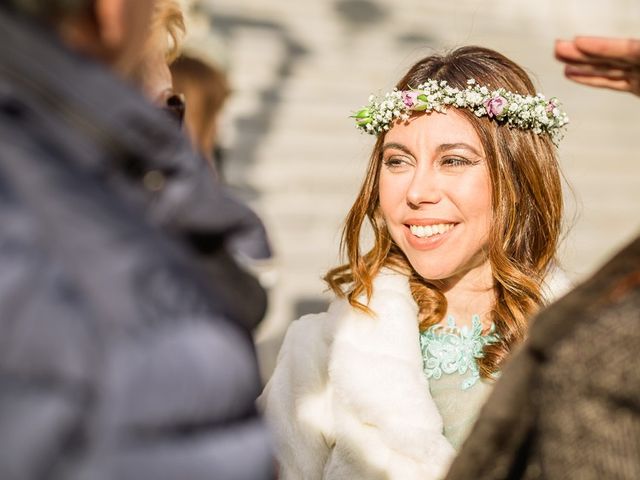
[409,223,454,238]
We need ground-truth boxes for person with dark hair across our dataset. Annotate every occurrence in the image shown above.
[0,0,273,478]
[443,36,640,480]
[170,54,231,166]
[260,46,570,479]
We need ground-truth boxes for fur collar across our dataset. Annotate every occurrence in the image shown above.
[324,268,455,478]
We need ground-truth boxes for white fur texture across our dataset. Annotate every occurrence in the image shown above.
[259,270,455,480]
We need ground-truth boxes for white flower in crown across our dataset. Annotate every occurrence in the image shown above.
[351,79,569,145]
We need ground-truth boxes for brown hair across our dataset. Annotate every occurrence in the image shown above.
[325,46,563,377]
[170,56,230,157]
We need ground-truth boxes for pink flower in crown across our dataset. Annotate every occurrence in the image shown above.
[402,91,419,108]
[484,95,507,118]
[546,99,557,113]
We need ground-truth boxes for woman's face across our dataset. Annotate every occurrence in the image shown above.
[378,110,492,284]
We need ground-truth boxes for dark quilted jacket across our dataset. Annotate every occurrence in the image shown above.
[0,8,274,480]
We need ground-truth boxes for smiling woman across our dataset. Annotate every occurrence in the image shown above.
[334,46,568,380]
[260,46,571,480]
[379,111,492,286]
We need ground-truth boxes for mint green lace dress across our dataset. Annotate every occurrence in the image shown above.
[419,315,499,450]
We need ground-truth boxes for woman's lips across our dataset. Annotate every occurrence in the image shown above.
[402,221,458,251]
[408,222,455,238]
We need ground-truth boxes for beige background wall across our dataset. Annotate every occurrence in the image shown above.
[195,0,640,380]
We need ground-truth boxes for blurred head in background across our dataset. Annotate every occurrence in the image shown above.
[132,0,185,107]
[171,54,231,164]
[121,0,186,131]
[1,0,156,77]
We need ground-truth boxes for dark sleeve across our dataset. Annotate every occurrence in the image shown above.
[533,292,640,479]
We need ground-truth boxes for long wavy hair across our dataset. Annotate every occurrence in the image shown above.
[325,46,564,378]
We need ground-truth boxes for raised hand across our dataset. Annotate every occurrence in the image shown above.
[555,37,640,97]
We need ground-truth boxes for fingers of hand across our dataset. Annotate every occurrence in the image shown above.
[565,64,629,80]
[555,40,590,63]
[574,36,640,63]
[557,37,640,96]
[564,74,633,94]
[556,37,640,71]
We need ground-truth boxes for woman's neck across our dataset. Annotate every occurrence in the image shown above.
[434,260,495,327]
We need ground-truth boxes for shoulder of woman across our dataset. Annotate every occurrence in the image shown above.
[265,301,348,394]
[278,310,336,363]
[345,268,417,322]
[372,267,413,295]
[267,268,418,389]
[259,310,337,476]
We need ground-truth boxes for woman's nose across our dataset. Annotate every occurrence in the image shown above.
[406,167,441,208]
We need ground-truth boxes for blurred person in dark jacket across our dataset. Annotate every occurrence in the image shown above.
[444,36,640,480]
[127,0,272,322]
[0,0,274,478]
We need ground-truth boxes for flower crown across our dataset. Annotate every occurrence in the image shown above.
[353,79,569,144]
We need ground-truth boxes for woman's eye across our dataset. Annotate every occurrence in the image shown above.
[383,157,410,169]
[441,157,472,167]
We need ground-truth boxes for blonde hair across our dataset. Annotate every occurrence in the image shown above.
[325,46,564,378]
[147,0,185,64]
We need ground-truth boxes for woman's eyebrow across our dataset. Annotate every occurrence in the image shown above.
[382,142,413,155]
[436,143,482,156]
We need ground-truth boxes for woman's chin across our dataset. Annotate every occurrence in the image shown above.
[410,263,457,283]
[408,255,492,288]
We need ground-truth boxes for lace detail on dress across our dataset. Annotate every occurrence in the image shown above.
[420,315,499,390]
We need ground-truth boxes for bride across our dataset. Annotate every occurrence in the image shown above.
[260,45,570,480]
